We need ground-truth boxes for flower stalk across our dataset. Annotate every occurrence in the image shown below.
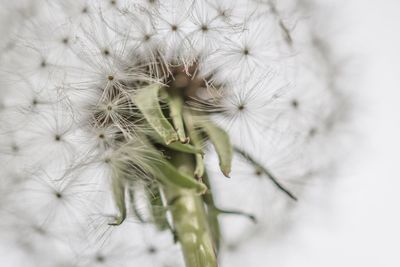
[163,151,218,267]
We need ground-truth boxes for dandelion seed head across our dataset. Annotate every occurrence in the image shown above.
[0,0,350,265]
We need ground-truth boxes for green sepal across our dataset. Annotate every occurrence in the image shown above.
[166,141,204,155]
[194,154,205,179]
[182,110,205,179]
[160,88,188,143]
[133,84,178,145]
[147,184,169,230]
[150,130,203,155]
[154,158,207,194]
[109,175,127,226]
[128,188,147,223]
[200,121,233,177]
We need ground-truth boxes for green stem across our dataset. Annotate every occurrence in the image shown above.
[202,173,221,252]
[163,152,218,267]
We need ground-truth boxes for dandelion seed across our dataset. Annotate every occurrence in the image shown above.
[61,37,69,45]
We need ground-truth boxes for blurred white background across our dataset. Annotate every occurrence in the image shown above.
[261,0,400,266]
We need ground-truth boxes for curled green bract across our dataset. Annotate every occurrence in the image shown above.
[183,111,205,179]
[160,87,188,143]
[150,131,203,155]
[148,185,169,230]
[154,158,208,194]
[200,121,233,178]
[134,84,179,145]
[109,174,127,226]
